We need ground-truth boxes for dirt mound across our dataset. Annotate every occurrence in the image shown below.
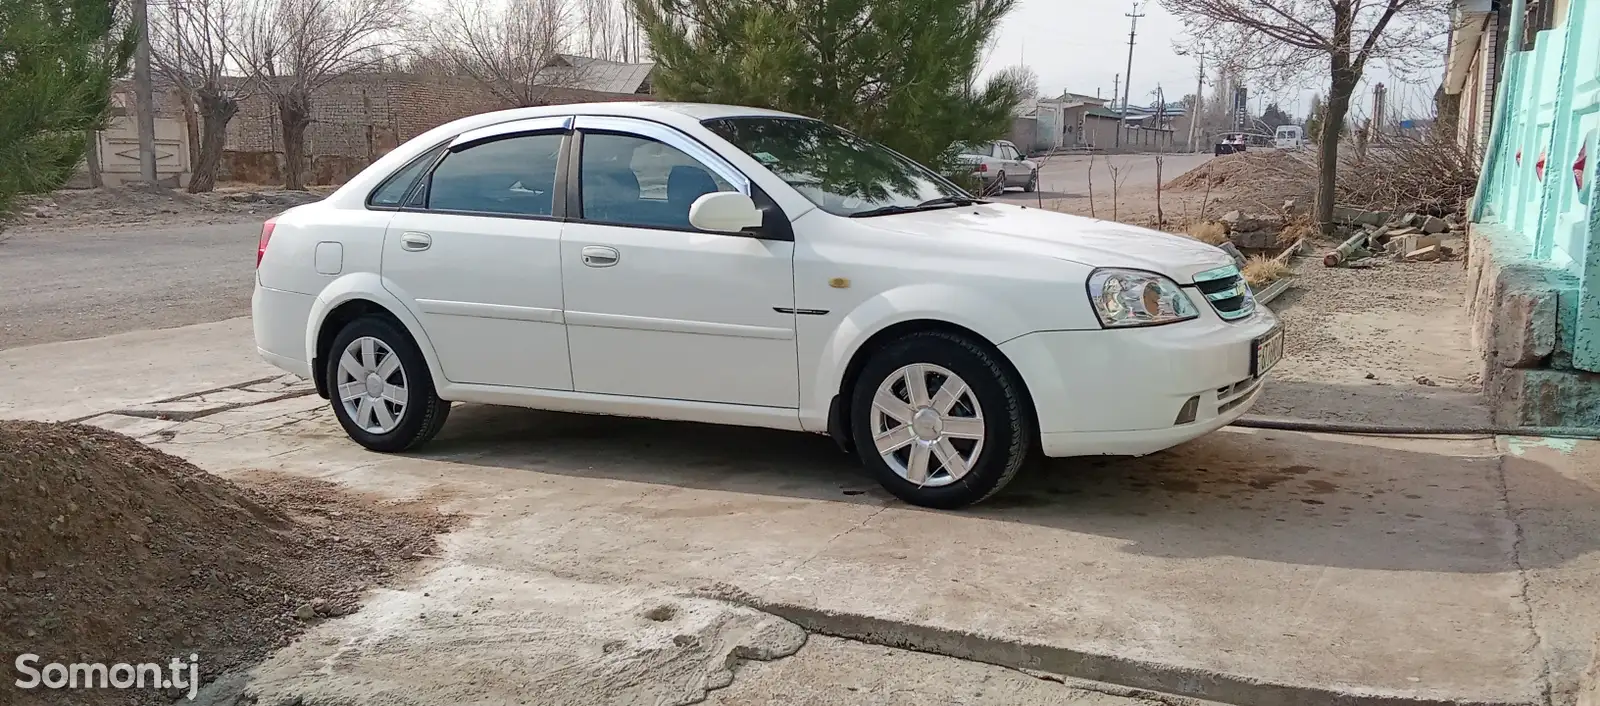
[1165,150,1316,191]
[0,420,456,705]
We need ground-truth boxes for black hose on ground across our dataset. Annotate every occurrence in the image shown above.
[1230,416,1600,441]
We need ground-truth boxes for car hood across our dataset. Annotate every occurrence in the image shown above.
[854,203,1236,283]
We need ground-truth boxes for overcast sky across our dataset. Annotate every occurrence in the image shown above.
[978,0,1442,121]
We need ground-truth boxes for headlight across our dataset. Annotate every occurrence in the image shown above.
[1087,268,1199,328]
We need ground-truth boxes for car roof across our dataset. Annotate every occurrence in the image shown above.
[456,101,810,125]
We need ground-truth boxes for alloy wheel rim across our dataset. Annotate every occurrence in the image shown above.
[869,363,985,488]
[336,336,408,435]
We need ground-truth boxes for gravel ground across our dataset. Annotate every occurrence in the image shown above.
[1253,236,1491,428]
[7,184,325,234]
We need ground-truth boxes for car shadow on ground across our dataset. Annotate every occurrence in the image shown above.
[412,402,1599,575]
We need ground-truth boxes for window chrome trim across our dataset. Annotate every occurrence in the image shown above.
[451,116,574,149]
[573,115,751,196]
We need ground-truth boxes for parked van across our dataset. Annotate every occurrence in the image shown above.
[1274,125,1304,149]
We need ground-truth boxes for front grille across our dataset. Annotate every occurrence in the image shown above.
[1216,376,1261,413]
[1192,265,1256,321]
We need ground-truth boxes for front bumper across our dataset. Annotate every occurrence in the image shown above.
[999,302,1279,458]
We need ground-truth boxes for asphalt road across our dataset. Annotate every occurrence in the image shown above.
[0,221,259,350]
[990,152,1214,204]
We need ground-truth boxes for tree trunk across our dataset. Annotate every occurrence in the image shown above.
[188,87,237,194]
[180,88,201,173]
[278,91,312,191]
[1315,67,1358,234]
[85,129,103,188]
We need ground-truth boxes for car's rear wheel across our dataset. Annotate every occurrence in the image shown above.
[850,331,1033,509]
[993,170,1007,195]
[327,316,450,452]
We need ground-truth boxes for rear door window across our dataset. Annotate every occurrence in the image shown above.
[423,133,565,217]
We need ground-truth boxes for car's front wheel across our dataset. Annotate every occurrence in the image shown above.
[1024,170,1039,192]
[326,316,451,452]
[850,331,1034,509]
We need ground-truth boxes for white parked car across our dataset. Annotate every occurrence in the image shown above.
[954,140,1038,193]
[253,102,1281,509]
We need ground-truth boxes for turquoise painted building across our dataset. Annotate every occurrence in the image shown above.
[1457,0,1600,426]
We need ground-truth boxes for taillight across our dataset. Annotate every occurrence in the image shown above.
[257,219,276,268]
[975,163,988,172]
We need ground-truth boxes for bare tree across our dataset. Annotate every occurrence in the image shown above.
[1161,0,1449,232]
[1107,159,1129,221]
[1086,154,1097,218]
[992,64,1040,100]
[579,0,644,62]
[232,0,407,189]
[150,0,251,192]
[417,0,583,108]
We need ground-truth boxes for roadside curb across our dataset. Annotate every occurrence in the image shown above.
[700,588,1538,706]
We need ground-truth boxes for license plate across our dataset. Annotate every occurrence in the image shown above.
[1251,326,1285,377]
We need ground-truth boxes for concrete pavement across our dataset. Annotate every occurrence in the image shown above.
[10,320,1597,706]
[0,317,276,422]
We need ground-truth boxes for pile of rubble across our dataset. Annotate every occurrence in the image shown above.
[1321,209,1465,268]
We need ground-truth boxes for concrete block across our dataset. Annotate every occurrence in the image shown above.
[1403,244,1442,261]
[1422,216,1451,234]
[1487,367,1600,428]
[1229,230,1279,250]
[1489,288,1559,368]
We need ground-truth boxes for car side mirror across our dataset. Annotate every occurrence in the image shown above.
[689,192,764,233]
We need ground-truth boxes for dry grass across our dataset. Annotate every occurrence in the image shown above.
[1242,254,1291,286]
[1186,220,1230,245]
[1278,215,1318,246]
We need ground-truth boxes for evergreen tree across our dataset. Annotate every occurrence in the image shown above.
[631,0,1026,170]
[1259,102,1294,132]
[1304,94,1325,139]
[0,0,133,233]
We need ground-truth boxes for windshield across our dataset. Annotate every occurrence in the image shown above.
[702,117,973,217]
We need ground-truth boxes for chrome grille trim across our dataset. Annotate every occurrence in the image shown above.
[1189,264,1256,321]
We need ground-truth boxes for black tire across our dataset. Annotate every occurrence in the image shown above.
[326,316,451,453]
[849,330,1034,509]
[993,170,1007,194]
[1024,170,1038,192]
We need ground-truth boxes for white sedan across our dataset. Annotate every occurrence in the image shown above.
[253,102,1281,509]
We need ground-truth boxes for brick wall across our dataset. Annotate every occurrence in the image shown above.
[218,74,653,184]
[226,74,652,159]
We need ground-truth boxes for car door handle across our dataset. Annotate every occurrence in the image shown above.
[581,245,619,268]
[400,232,432,252]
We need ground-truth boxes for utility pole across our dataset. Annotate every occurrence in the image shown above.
[132,0,158,184]
[1115,0,1145,148]
[1111,74,1120,110]
[1187,55,1203,153]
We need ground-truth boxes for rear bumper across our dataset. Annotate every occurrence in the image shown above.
[252,283,316,378]
[1000,303,1278,457]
